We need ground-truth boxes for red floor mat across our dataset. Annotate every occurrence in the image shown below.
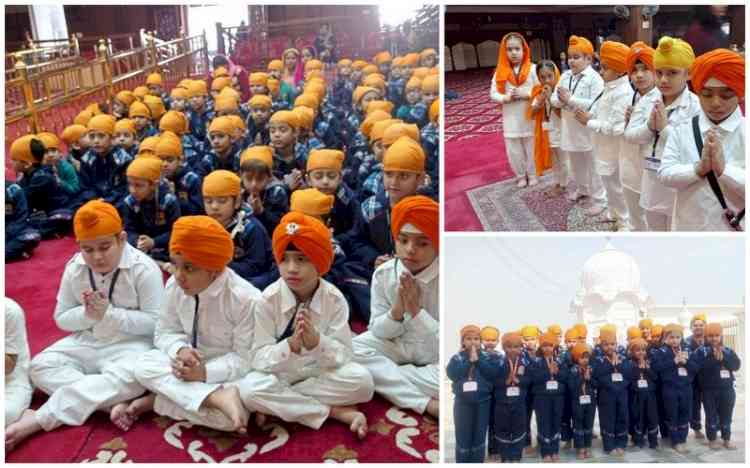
[5,237,438,462]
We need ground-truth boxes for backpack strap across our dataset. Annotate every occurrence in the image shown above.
[692,115,728,211]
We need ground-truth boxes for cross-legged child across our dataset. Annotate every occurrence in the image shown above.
[269,110,306,189]
[530,332,567,462]
[157,131,204,216]
[239,146,290,236]
[5,298,32,428]
[198,116,242,176]
[566,342,596,459]
[61,124,90,171]
[593,328,631,456]
[628,337,659,449]
[491,33,539,188]
[186,80,215,144]
[246,94,273,146]
[38,132,80,199]
[5,181,41,261]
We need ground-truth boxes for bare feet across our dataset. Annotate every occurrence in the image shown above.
[584,449,592,458]
[425,398,439,418]
[724,440,737,450]
[205,386,249,434]
[330,406,368,439]
[110,402,135,432]
[255,412,267,427]
[6,409,42,451]
[576,449,585,460]
[709,439,722,450]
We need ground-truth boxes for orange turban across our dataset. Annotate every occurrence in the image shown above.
[337,58,352,68]
[307,149,345,173]
[138,136,160,156]
[155,132,183,159]
[146,73,163,86]
[61,124,88,145]
[129,101,151,119]
[568,35,594,56]
[599,329,617,345]
[208,116,235,135]
[421,75,439,94]
[691,313,707,325]
[383,135,425,172]
[240,146,273,169]
[521,325,540,338]
[363,74,386,91]
[143,95,166,120]
[10,135,41,163]
[267,60,283,72]
[159,111,189,135]
[211,77,232,92]
[628,338,648,353]
[362,64,379,77]
[170,216,234,271]
[360,110,392,137]
[293,106,315,131]
[114,119,136,135]
[383,122,420,146]
[502,332,523,348]
[133,86,149,100]
[269,110,300,130]
[495,33,532,94]
[548,324,562,336]
[304,59,324,72]
[290,188,335,216]
[115,90,136,107]
[627,326,643,340]
[539,332,556,347]
[574,323,588,338]
[405,77,422,91]
[249,94,273,110]
[705,323,722,337]
[638,318,653,329]
[272,212,333,275]
[186,80,208,98]
[429,99,439,123]
[214,95,239,113]
[74,200,123,241]
[651,325,663,339]
[480,326,500,341]
[353,86,379,105]
[571,343,592,363]
[461,325,481,340]
[202,170,241,197]
[87,114,117,135]
[170,87,188,100]
[663,323,683,338]
[126,156,162,182]
[690,49,745,100]
[626,41,655,72]
[390,195,439,253]
[37,132,60,150]
[294,93,319,110]
[74,110,95,126]
[366,100,394,115]
[403,53,420,66]
[370,118,401,142]
[600,41,630,74]
[564,328,580,341]
[374,51,392,65]
[352,60,368,70]
[249,72,269,86]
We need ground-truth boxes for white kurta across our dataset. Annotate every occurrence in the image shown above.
[5,298,32,427]
[353,257,439,414]
[30,244,163,431]
[550,66,605,153]
[658,107,745,231]
[622,87,660,192]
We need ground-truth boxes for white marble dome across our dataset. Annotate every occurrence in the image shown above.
[581,241,641,301]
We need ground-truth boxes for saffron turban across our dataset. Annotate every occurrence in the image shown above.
[626,41,655,72]
[568,35,594,56]
[272,212,334,275]
[383,135,425,172]
[170,216,234,271]
[74,200,123,241]
[290,188,335,216]
[202,170,241,197]
[126,156,162,182]
[307,149,344,172]
[390,195,439,253]
[600,41,630,74]
[480,326,500,341]
[690,49,745,99]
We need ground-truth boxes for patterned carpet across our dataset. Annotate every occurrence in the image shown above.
[445,68,502,142]
[5,238,439,463]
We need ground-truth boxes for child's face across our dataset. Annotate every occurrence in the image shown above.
[691,320,706,337]
[378,63,390,77]
[578,354,590,367]
[395,230,436,274]
[482,338,498,351]
[405,88,421,105]
[279,249,320,296]
[80,233,126,274]
[78,134,91,149]
[241,169,270,195]
[113,131,135,148]
[269,122,297,150]
[565,338,576,348]
[539,68,556,88]
[655,67,688,100]
[251,84,268,96]
[630,64,655,94]
[699,85,739,123]
[338,66,352,78]
[284,52,297,69]
[112,100,126,115]
[11,159,30,173]
[148,84,162,96]
[650,335,661,346]
[384,170,422,205]
[307,169,341,195]
[600,62,622,83]
[203,195,240,226]
[577,336,586,344]
[372,140,385,161]
[422,55,437,68]
[359,91,378,112]
[251,107,271,125]
[462,334,481,350]
[171,98,187,112]
[133,116,150,131]
[391,66,401,80]
[209,131,232,154]
[402,64,414,78]
[171,253,218,296]
[665,332,681,349]
[161,156,180,178]
[541,343,553,357]
[568,52,590,74]
[302,49,314,63]
[89,131,112,155]
[422,91,438,107]
[505,342,522,359]
[43,149,62,166]
[269,70,281,80]
[127,177,156,202]
[190,95,206,111]
[633,347,646,361]
[600,340,615,355]
[523,337,537,351]
[351,70,363,84]
[706,334,721,347]
[505,37,524,65]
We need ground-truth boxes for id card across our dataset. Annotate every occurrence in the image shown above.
[507,386,520,397]
[463,381,478,392]
[542,121,551,131]
[638,379,648,389]
[678,367,688,377]
[579,395,591,405]
[644,156,661,172]
[517,365,525,376]
[546,380,558,391]
[612,373,623,382]
[720,370,731,379]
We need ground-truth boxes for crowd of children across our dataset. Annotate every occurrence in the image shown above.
[449,316,741,463]
[491,32,745,231]
[4,46,441,450]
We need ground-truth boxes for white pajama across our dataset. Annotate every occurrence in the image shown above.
[552,148,569,187]
[567,151,606,203]
[29,244,163,431]
[5,298,32,427]
[623,188,647,230]
[353,258,439,414]
[645,211,671,232]
[504,136,536,179]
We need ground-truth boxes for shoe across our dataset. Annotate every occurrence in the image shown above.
[528,176,539,187]
[517,177,528,188]
[586,204,606,217]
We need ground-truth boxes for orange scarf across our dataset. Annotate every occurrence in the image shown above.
[526,65,560,176]
[494,33,532,94]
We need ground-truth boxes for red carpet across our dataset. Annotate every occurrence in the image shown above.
[445,68,513,231]
[5,238,438,462]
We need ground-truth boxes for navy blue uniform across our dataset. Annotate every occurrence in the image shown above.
[529,355,567,457]
[135,124,158,142]
[652,345,700,446]
[226,206,275,290]
[123,183,181,261]
[487,352,531,462]
[558,349,575,445]
[246,119,270,146]
[648,344,670,439]
[186,107,215,144]
[78,146,133,211]
[387,77,406,110]
[272,144,307,181]
[592,355,632,452]
[5,182,41,261]
[419,122,439,200]
[566,364,597,449]
[692,345,741,442]
[245,182,290,236]
[686,335,706,433]
[627,358,659,448]
[170,166,204,216]
[17,165,73,237]
[197,145,242,178]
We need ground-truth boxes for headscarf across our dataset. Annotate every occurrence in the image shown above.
[494,33,532,94]
[526,62,559,176]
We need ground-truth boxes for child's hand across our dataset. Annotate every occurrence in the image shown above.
[390,288,405,322]
[707,129,725,176]
[624,105,633,124]
[696,140,713,177]
[137,235,155,252]
[374,254,392,268]
[176,347,202,368]
[650,101,668,132]
[288,322,303,354]
[400,273,421,316]
[469,344,479,363]
[172,356,206,382]
[509,88,520,101]
[84,291,108,321]
[557,87,571,104]
[249,193,264,215]
[549,361,559,376]
[574,109,591,125]
[299,308,320,350]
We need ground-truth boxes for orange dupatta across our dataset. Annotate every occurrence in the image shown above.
[526,64,560,176]
[494,33,532,94]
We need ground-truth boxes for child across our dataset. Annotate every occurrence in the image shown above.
[112,90,136,120]
[186,80,215,144]
[128,101,157,141]
[113,118,139,157]
[269,110,306,189]
[248,72,269,97]
[123,156,181,261]
[249,212,375,438]
[639,318,653,341]
[37,131,80,199]
[345,86,380,147]
[480,325,501,458]
[566,342,596,459]
[293,106,324,153]
[351,113,393,192]
[592,328,631,456]
[159,109,203,170]
[658,49,745,231]
[622,42,657,231]
[387,57,406,110]
[143,95,166,123]
[550,35,606,207]
[447,325,493,463]
[239,146,290,235]
[246,94,273,146]
[529,59,566,196]
[267,59,295,107]
[352,196,440,418]
[420,48,437,68]
[574,41,631,228]
[267,77,291,112]
[520,325,539,454]
[692,323,741,450]
[5,181,41,261]
[421,100,440,200]
[157,131,204,216]
[396,77,423,122]
[61,124,90,170]
[202,170,274,290]
[629,37,700,231]
[491,33,540,188]
[374,51,392,79]
[169,86,189,113]
[5,298,32,427]
[197,116,242,177]
[627,337,659,449]
[529,332,567,461]
[5,201,163,449]
[687,313,707,438]
[146,72,166,100]
[333,58,355,111]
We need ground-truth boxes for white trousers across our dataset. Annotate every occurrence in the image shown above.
[601,172,629,225]
[551,148,569,187]
[352,331,439,414]
[505,136,535,179]
[30,335,150,431]
[5,374,32,427]
[567,150,606,204]
[623,188,647,231]
[645,210,672,231]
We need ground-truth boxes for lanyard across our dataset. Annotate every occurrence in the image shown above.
[631,91,639,107]
[506,356,520,386]
[650,108,677,158]
[587,91,604,112]
[579,366,589,395]
[191,295,200,348]
[568,74,583,95]
[88,268,121,306]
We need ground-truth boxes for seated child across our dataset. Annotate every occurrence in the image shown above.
[37,131,80,199]
[269,110,306,189]
[345,86,380,147]
[267,59,295,108]
[198,116,242,177]
[159,109,203,170]
[157,131,203,216]
[169,86,189,113]
[346,109,392,190]
[129,101,157,141]
[420,99,440,199]
[267,77,291,112]
[239,146,290,235]
[112,90,136,120]
[249,72,269,97]
[113,118,139,157]
[396,77,428,128]
[294,105,325,153]
[5,298,32,427]
[246,94,273,146]
[60,124,90,171]
[5,181,41,261]
[186,80,215,144]
[357,117,400,198]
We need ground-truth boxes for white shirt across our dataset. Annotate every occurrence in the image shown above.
[154,268,262,383]
[54,243,164,346]
[550,65,605,152]
[622,87,660,192]
[489,64,539,138]
[5,298,30,382]
[587,74,632,176]
[368,257,439,365]
[530,92,562,147]
[250,278,352,376]
[658,107,745,231]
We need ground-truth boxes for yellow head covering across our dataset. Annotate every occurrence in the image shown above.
[126,156,162,182]
[240,146,273,169]
[382,135,425,173]
[480,326,500,341]
[653,36,695,70]
[290,188,335,216]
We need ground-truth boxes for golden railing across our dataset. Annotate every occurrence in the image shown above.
[5,31,209,136]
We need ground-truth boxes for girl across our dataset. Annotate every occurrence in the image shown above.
[529,332,567,462]
[566,343,596,459]
[528,60,565,195]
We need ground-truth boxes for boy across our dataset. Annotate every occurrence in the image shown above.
[627,337,659,449]
[333,58,355,111]
[143,95,166,123]
[249,212,375,438]
[269,110,306,189]
[592,328,632,456]
[123,156,181,261]
[5,181,41,261]
[550,35,606,208]
[113,118,139,157]
[202,170,274,290]
[5,298,32,427]
[197,116,242,177]
[529,332,567,461]
[421,100,440,200]
[658,49,745,231]
[294,106,324,153]
[37,131,80,199]
[686,313,707,439]
[112,90,136,120]
[5,200,163,449]
[248,72,269,96]
[358,118,403,199]
[186,80,215,144]
[239,146,290,235]
[574,41,631,228]
[566,343,596,459]
[387,57,406,110]
[345,86,380,148]
[480,325,501,458]
[159,109,203,170]
[61,124,90,170]
[346,110,392,190]
[157,131,204,216]
[169,86,189,113]
[128,101,157,141]
[353,196,440,418]
[246,94,273,146]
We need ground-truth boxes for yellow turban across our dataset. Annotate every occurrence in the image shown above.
[691,313,707,326]
[211,76,233,92]
[639,318,653,329]
[421,75,439,94]
[133,86,149,100]
[571,343,592,363]
[338,58,353,68]
[403,53,420,66]
[267,78,280,95]
[574,323,588,338]
[480,326,500,341]
[521,325,540,339]
[548,324,562,336]
[304,59,324,72]
[155,132,183,159]
[352,60,368,70]
[374,51,392,65]
[267,59,283,71]
[383,135,425,173]
[213,67,229,78]
[293,106,315,131]
[307,149,345,173]
[10,135,42,163]
[249,72,269,87]
[429,99,440,123]
[214,95,239,113]
[564,328,580,341]
[143,95,165,120]
[366,100,394,115]
[249,94,273,110]
[240,146,273,169]
[370,118,401,142]
[126,156,162,182]
[202,170,241,197]
[159,110,189,135]
[170,88,188,101]
[294,93,319,110]
[129,101,151,119]
[360,110,392,138]
[269,110,301,130]
[186,80,208,98]
[405,77,423,91]
[653,36,695,70]
[353,86,379,105]
[627,326,643,340]
[663,323,683,338]
[37,132,61,150]
[74,200,123,241]
[61,124,88,145]
[87,114,117,135]
[146,73,163,86]
[115,91,136,107]
[383,122,420,146]
[290,188,335,216]
[170,216,234,271]
[208,116,235,135]
[74,110,95,126]
[138,136,160,156]
[114,118,136,135]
